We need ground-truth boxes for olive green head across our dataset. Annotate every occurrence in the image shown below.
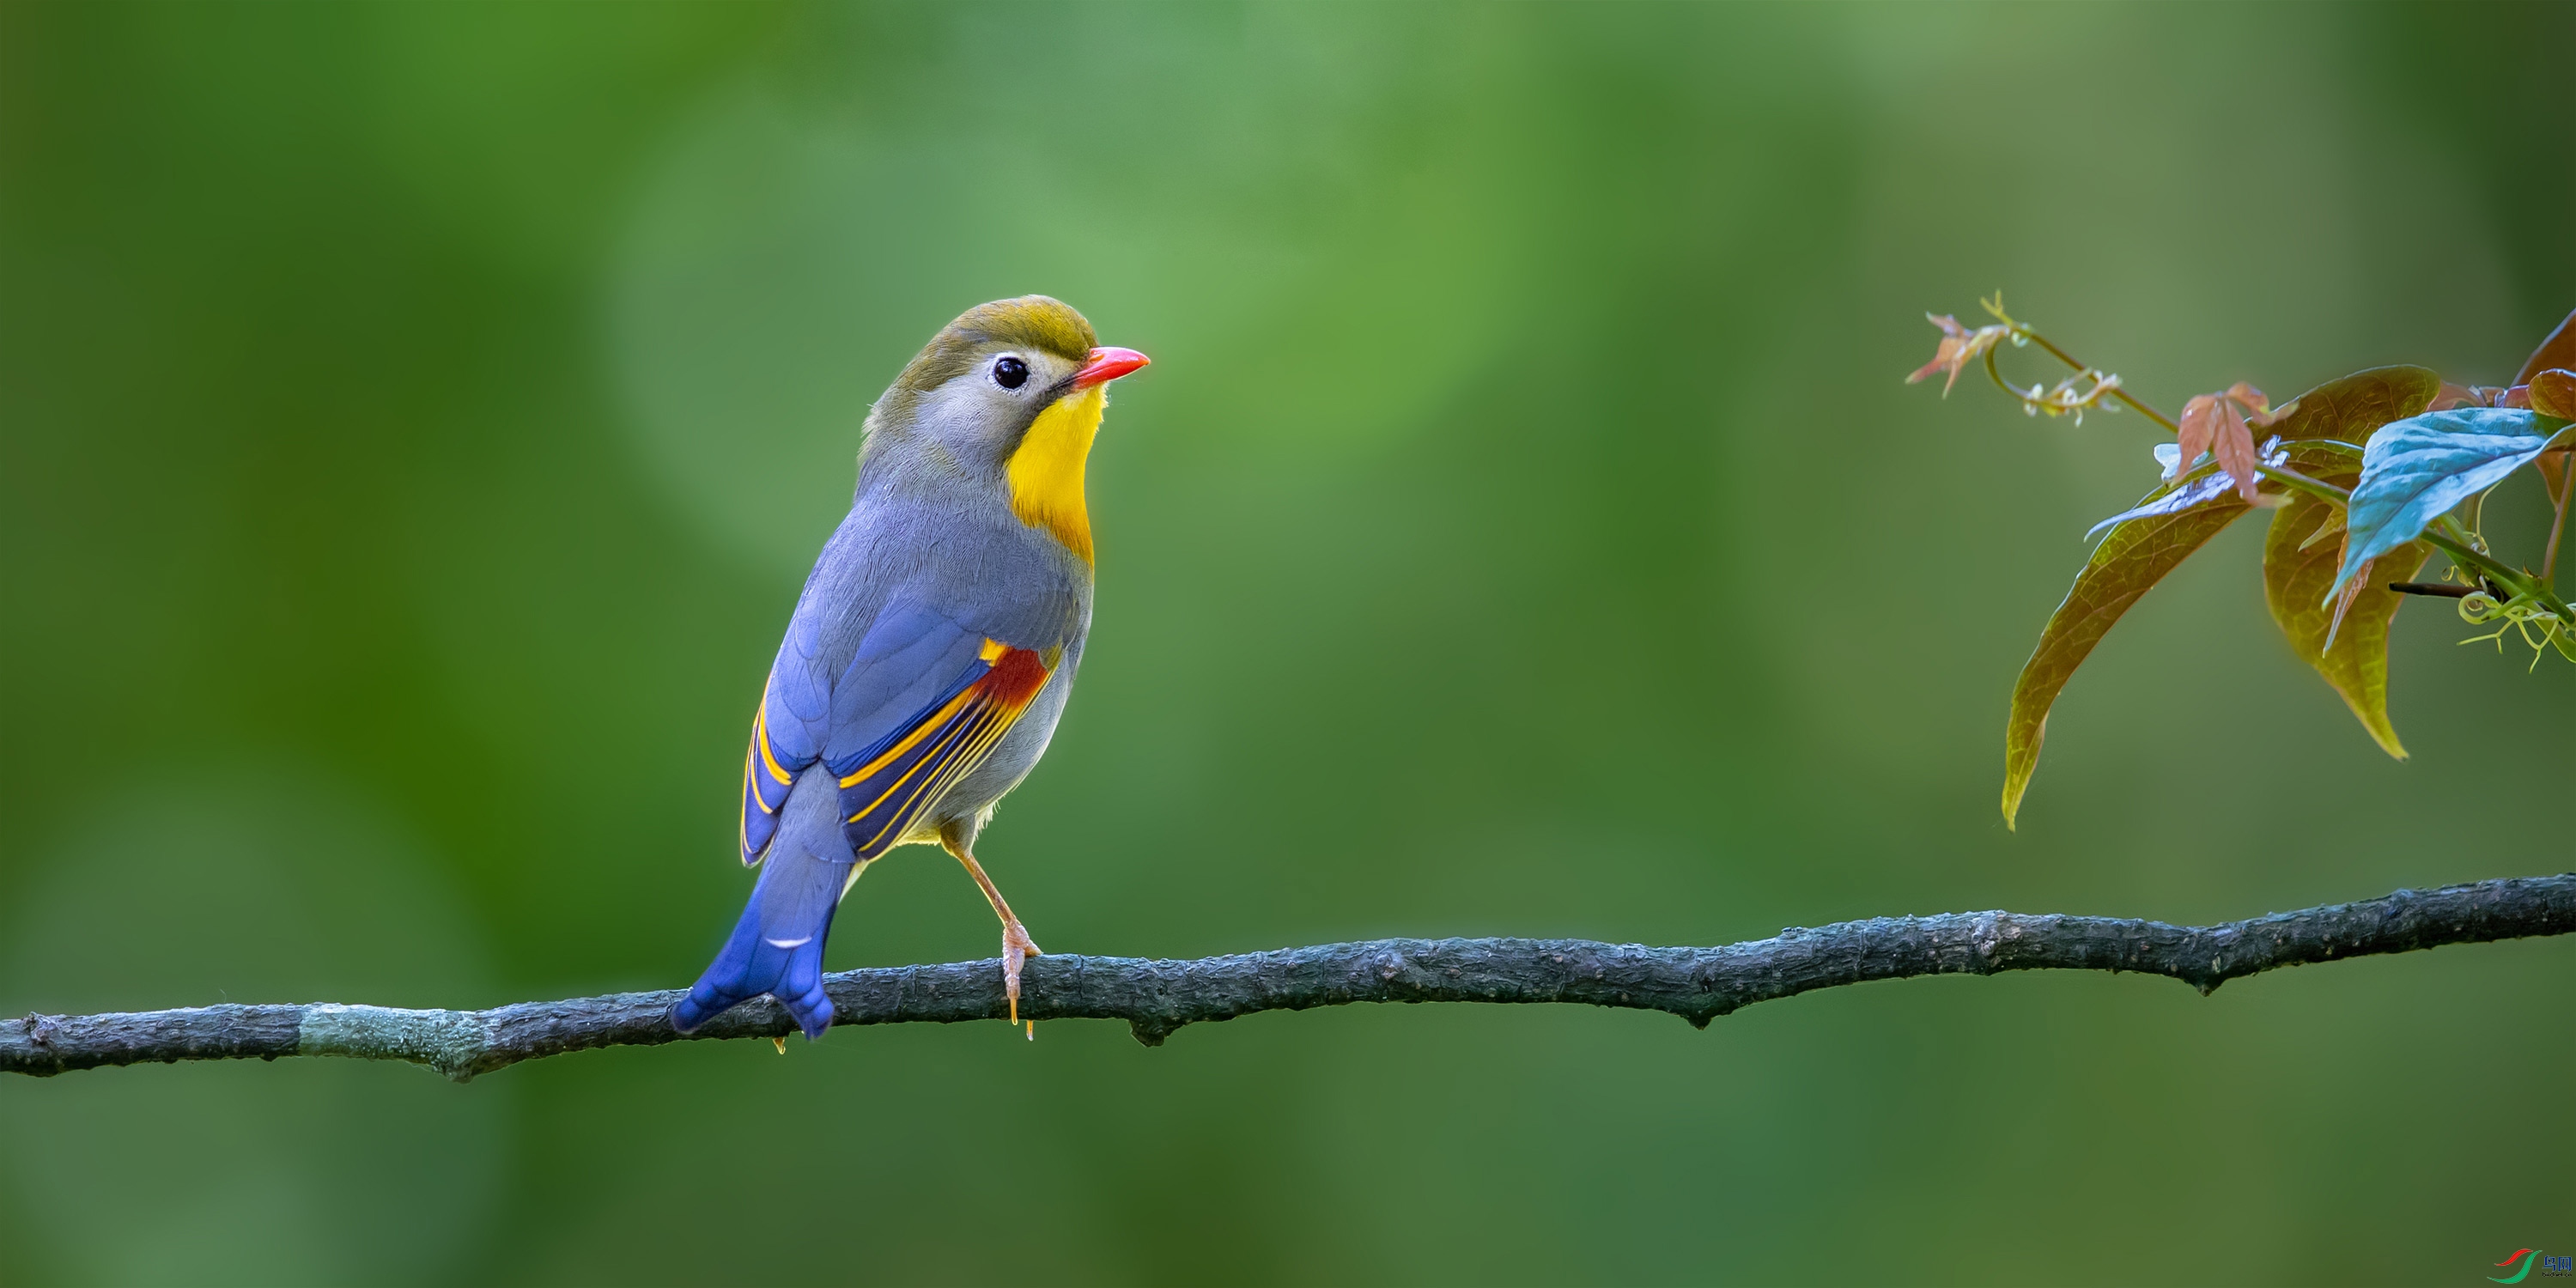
[859,295,1149,564]
[871,295,1100,434]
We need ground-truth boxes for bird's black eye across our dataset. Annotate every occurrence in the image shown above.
[992,355,1029,390]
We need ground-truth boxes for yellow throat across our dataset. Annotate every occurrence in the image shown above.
[1005,383,1105,563]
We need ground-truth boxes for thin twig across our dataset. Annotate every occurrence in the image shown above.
[2388,581,2477,599]
[2255,463,2350,504]
[2014,326,2181,431]
[7,875,2568,1083]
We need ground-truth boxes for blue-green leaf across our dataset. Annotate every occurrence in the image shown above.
[2324,408,2573,604]
[2084,458,2250,539]
[2086,439,2365,541]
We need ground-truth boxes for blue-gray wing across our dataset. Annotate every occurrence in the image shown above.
[738,598,1048,865]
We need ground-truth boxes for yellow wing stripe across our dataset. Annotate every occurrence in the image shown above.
[846,706,981,827]
[756,706,795,788]
[836,684,984,790]
[847,701,1026,854]
[920,703,1019,809]
[844,707,1003,851]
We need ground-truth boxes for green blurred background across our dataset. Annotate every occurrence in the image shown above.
[3,3,2570,1285]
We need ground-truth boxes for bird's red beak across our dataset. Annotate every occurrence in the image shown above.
[1072,346,1150,388]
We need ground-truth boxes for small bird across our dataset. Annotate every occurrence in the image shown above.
[670,296,1147,1041]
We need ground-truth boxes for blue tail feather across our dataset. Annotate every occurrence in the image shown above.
[672,766,854,1040]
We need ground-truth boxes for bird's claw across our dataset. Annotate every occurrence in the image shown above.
[1002,919,1042,1027]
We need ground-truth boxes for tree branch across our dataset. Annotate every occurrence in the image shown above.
[9,874,2569,1083]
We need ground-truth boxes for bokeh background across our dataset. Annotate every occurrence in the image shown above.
[3,3,2570,1285]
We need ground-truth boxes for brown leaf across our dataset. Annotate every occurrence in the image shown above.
[2432,380,2483,410]
[2513,309,2576,386]
[2530,370,2575,510]
[2324,552,2374,647]
[2249,365,2441,445]
[2265,491,2430,759]
[2002,498,2249,829]
[2529,368,2576,419]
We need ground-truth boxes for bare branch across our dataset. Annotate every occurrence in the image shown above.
[9,874,2568,1083]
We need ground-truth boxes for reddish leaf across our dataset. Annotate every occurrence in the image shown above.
[2324,553,2372,647]
[2210,398,2263,502]
[2173,396,2215,480]
[2503,303,2573,511]
[2513,309,2576,385]
[2177,384,2268,501]
[1908,313,2009,396]
[2530,369,2574,509]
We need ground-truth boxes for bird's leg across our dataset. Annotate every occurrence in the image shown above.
[939,829,1042,1030]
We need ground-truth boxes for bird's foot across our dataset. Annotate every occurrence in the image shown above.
[1003,919,1043,1034]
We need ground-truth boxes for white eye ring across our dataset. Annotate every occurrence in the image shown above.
[991,355,1030,390]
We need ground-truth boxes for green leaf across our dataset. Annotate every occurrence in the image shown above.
[2326,408,2572,603]
[2002,367,2440,829]
[2263,489,2431,759]
[2247,366,2448,757]
[2002,498,2248,829]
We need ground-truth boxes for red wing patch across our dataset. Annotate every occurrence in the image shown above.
[829,641,1053,860]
